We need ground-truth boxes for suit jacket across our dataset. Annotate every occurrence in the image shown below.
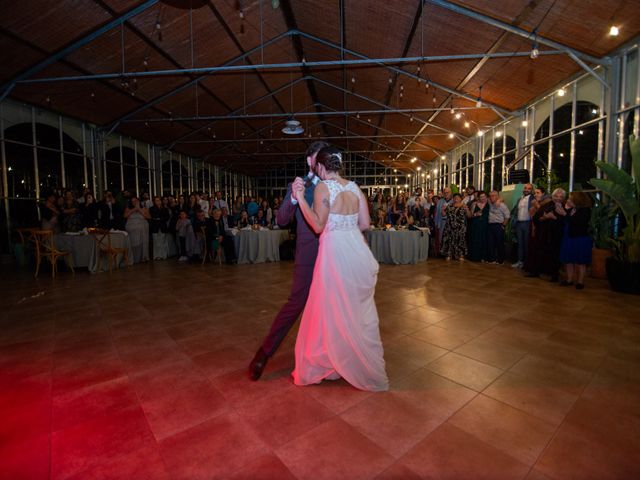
[277,181,319,266]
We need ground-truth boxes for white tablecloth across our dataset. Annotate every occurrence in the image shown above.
[55,232,134,272]
[365,229,429,265]
[229,229,289,264]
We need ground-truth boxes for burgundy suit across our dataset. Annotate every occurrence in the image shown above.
[261,180,319,356]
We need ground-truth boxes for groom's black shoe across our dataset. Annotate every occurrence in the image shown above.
[249,347,269,381]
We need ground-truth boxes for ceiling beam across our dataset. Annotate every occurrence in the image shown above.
[425,0,608,66]
[279,0,329,137]
[107,30,293,131]
[0,0,159,95]
[369,0,424,159]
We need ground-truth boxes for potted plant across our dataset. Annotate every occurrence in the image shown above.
[589,194,614,279]
[590,135,640,294]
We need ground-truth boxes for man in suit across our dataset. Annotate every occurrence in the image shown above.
[248,141,329,380]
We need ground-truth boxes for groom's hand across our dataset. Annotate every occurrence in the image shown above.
[292,177,305,200]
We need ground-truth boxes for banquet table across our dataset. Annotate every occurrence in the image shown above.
[365,228,429,265]
[55,231,133,273]
[229,228,290,264]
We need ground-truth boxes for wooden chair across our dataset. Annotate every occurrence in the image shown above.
[16,227,39,261]
[195,226,208,266]
[33,229,74,278]
[92,229,129,273]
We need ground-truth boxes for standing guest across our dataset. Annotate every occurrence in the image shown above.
[197,192,209,217]
[233,195,244,220]
[60,190,83,232]
[40,192,60,232]
[435,187,453,255]
[524,187,565,281]
[81,192,99,228]
[176,194,187,212]
[175,211,195,261]
[246,196,259,219]
[186,194,200,221]
[220,207,237,264]
[558,192,592,289]
[374,208,387,228]
[149,196,170,260]
[259,199,273,224]
[213,191,228,211]
[441,193,469,261]
[487,190,511,264]
[371,192,384,221]
[467,191,490,262]
[513,183,534,268]
[124,196,150,263]
[98,190,122,230]
[462,186,476,207]
[141,191,153,209]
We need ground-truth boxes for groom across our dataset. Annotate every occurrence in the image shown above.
[248,141,329,380]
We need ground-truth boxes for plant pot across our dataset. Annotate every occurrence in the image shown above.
[606,257,640,294]
[591,247,613,279]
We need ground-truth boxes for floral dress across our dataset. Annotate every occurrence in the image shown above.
[441,205,468,259]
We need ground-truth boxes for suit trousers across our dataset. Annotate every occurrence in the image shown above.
[487,223,505,263]
[261,263,315,357]
[515,221,530,263]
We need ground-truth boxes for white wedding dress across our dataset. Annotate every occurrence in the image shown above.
[292,180,389,391]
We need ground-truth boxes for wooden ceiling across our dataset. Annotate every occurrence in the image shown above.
[1,0,638,174]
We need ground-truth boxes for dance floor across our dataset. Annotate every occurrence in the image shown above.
[2,259,640,479]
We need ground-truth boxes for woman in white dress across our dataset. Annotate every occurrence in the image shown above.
[291,146,388,392]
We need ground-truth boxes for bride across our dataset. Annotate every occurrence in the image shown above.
[291,146,388,392]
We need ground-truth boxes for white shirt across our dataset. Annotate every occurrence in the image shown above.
[199,199,209,216]
[213,199,228,210]
[291,173,320,205]
[517,195,531,221]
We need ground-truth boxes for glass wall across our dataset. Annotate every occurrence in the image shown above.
[431,41,639,195]
[0,99,255,253]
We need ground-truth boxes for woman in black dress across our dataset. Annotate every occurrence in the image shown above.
[558,192,592,289]
[441,193,470,261]
[467,191,490,262]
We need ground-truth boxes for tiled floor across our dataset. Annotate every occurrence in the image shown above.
[1,258,640,479]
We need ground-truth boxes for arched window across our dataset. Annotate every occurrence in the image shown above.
[534,101,599,190]
[162,160,188,196]
[484,136,516,191]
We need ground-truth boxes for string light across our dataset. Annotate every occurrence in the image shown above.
[448,133,454,139]
[464,121,470,128]
[455,112,462,120]
[609,25,620,36]
[557,88,566,97]
[522,120,528,127]
[495,130,503,138]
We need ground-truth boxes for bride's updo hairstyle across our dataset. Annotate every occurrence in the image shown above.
[315,146,343,173]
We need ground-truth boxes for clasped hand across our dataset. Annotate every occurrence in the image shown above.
[291,177,305,201]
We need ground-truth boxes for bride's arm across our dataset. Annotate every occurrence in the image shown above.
[296,182,330,234]
[358,190,371,231]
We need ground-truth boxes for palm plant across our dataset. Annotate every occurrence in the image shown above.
[590,135,640,263]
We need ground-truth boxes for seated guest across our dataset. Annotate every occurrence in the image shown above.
[237,210,251,228]
[220,206,234,230]
[81,192,99,228]
[98,191,123,230]
[270,208,280,228]
[558,192,592,289]
[61,190,83,232]
[255,208,268,227]
[374,207,387,228]
[207,209,226,261]
[487,190,510,265]
[149,196,170,260]
[124,196,150,263]
[176,211,197,261]
[233,195,244,220]
[141,191,153,209]
[40,192,60,232]
[408,187,429,224]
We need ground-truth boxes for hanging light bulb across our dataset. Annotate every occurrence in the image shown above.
[530,41,539,59]
[495,130,503,138]
[609,25,620,36]
[476,86,483,108]
[448,133,454,139]
[450,106,455,115]
[455,112,462,120]
[351,75,356,84]
[522,120,528,127]
[464,121,470,128]
[557,88,566,97]
[388,76,393,85]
